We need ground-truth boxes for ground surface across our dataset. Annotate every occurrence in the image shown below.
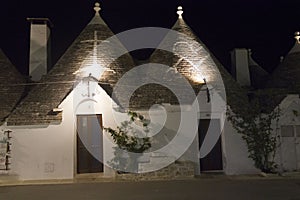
[0,178,300,200]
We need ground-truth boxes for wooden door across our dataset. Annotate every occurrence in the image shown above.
[199,119,223,171]
[280,125,300,171]
[77,115,103,174]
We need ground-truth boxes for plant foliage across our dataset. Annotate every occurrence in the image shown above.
[227,96,280,173]
[104,111,151,153]
[104,111,152,173]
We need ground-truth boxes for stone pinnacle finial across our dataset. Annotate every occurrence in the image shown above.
[248,49,252,55]
[295,31,300,44]
[94,2,101,15]
[177,6,183,18]
[280,56,284,63]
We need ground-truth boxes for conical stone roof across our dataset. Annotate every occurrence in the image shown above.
[266,32,300,93]
[254,32,300,114]
[146,7,248,113]
[8,3,135,125]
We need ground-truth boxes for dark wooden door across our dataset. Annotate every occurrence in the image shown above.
[199,119,223,171]
[77,115,103,174]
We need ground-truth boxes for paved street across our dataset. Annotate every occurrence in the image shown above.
[0,178,300,200]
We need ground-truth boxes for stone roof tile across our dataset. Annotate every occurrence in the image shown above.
[0,49,25,124]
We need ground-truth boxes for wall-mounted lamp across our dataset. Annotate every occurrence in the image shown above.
[52,108,63,112]
[203,78,211,103]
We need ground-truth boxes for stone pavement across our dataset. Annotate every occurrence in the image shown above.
[1,171,300,187]
[0,177,300,200]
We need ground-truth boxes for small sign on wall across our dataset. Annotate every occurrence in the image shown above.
[0,145,7,169]
[44,162,55,173]
[0,130,12,171]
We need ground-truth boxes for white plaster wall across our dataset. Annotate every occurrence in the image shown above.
[8,81,120,180]
[196,89,259,175]
[274,95,300,172]
[79,84,200,175]
[9,94,75,181]
[6,81,271,180]
[139,107,200,174]
[222,118,260,175]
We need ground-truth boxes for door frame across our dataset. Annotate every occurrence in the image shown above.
[74,114,104,175]
[278,124,300,171]
[198,112,225,173]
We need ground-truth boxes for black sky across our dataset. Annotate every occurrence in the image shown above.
[1,0,299,75]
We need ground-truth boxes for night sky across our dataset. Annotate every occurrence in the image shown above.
[1,0,299,75]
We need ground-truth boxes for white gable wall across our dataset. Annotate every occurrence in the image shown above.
[222,117,260,175]
[7,82,120,180]
[9,93,75,180]
[275,95,300,172]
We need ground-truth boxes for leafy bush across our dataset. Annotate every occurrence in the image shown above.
[104,111,151,173]
[227,97,280,173]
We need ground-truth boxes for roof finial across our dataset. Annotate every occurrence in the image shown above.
[248,49,252,55]
[295,31,300,44]
[94,2,101,15]
[177,6,183,18]
[280,56,284,63]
